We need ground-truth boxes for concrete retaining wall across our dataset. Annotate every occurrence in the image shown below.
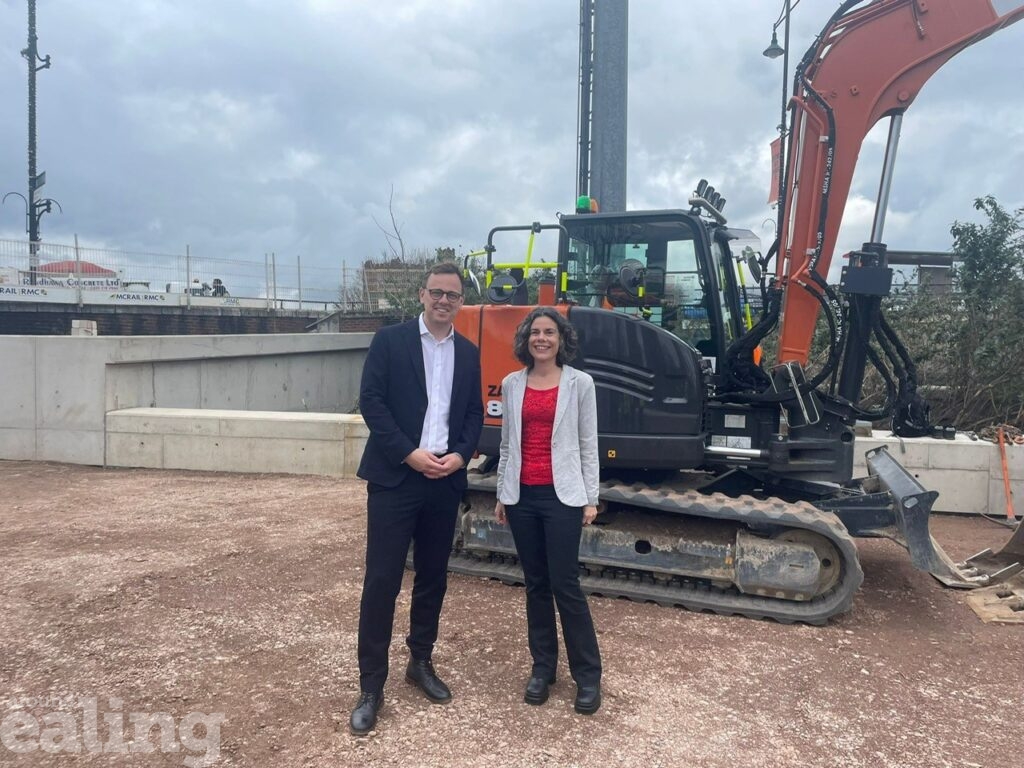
[3,330,1020,514]
[0,333,372,466]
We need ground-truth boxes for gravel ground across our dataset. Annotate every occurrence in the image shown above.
[0,460,1021,768]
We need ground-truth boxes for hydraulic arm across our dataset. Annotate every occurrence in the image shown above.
[775,0,1024,365]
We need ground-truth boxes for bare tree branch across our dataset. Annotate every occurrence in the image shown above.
[371,185,406,261]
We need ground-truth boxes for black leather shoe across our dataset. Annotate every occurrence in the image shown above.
[349,690,383,735]
[524,674,556,705]
[574,685,601,715]
[405,659,452,704]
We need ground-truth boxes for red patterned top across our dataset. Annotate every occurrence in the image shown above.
[520,385,558,486]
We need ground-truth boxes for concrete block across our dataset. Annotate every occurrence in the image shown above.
[71,319,98,336]
[105,432,164,469]
[36,429,104,466]
[103,409,368,477]
[0,428,37,460]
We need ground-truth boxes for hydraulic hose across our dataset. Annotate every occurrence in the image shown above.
[878,314,931,436]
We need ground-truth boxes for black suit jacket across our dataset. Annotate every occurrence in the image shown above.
[356,318,484,490]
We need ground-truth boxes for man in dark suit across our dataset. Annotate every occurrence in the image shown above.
[350,262,484,736]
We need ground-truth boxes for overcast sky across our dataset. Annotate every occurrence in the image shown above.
[1,0,1022,299]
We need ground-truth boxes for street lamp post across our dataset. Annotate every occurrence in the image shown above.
[764,0,792,241]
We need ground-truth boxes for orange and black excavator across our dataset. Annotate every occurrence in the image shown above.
[450,0,1024,622]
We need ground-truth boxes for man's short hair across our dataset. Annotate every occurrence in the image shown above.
[421,261,461,287]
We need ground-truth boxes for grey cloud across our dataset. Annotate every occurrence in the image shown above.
[2,0,1022,290]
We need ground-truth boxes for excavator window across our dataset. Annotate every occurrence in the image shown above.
[664,238,714,350]
[561,212,729,359]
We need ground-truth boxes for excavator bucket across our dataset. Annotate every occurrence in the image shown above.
[863,447,1024,588]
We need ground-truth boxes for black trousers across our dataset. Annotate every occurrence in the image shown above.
[357,471,462,694]
[506,484,601,687]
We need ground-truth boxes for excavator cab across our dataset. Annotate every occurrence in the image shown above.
[558,209,742,370]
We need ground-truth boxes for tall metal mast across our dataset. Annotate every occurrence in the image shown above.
[22,0,53,284]
[576,0,627,212]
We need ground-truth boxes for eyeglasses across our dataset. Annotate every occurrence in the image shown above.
[425,288,464,302]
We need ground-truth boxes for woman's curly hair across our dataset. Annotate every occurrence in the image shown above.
[512,307,579,367]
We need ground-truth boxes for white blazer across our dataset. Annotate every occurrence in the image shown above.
[496,365,600,508]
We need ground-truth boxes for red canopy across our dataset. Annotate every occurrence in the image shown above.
[38,260,116,276]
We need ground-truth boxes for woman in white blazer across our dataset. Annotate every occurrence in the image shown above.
[494,307,602,715]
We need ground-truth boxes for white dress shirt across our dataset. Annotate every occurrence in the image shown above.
[417,313,455,455]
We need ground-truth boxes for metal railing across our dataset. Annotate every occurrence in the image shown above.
[0,237,380,312]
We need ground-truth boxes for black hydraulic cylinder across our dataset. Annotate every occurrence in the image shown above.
[837,242,892,404]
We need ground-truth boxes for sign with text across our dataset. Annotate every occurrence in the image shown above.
[0,285,76,303]
[83,291,170,306]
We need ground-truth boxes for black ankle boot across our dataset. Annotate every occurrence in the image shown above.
[524,674,556,705]
[405,659,452,704]
[574,684,601,715]
[350,690,384,735]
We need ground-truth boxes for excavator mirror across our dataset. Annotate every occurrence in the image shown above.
[743,247,763,282]
[463,269,481,298]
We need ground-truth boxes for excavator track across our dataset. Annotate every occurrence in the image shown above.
[452,475,864,624]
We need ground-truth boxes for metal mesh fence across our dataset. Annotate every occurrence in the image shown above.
[0,237,952,314]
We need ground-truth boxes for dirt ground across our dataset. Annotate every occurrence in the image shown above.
[0,461,1021,768]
